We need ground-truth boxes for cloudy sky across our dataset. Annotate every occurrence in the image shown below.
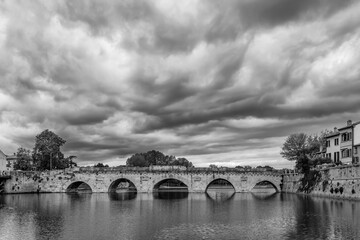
[1,0,360,168]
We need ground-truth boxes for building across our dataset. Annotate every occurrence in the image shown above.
[353,122,360,164]
[325,120,360,165]
[324,128,340,164]
[6,154,17,171]
[338,120,354,164]
[0,150,7,171]
[0,149,18,171]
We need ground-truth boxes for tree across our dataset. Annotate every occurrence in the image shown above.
[33,129,66,170]
[144,150,166,165]
[94,163,109,168]
[281,132,326,173]
[126,150,193,167]
[66,156,78,168]
[126,154,147,167]
[173,158,193,168]
[14,147,33,171]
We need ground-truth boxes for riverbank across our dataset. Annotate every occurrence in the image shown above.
[283,165,360,200]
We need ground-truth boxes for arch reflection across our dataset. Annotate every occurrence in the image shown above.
[153,191,189,199]
[206,178,235,202]
[108,191,137,201]
[206,191,235,202]
[251,192,277,200]
[153,178,188,199]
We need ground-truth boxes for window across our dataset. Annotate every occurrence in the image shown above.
[326,140,330,147]
[342,149,351,158]
[334,138,339,146]
[341,132,352,142]
[354,147,358,154]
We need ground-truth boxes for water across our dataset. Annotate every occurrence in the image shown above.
[0,192,359,240]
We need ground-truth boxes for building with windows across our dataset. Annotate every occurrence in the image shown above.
[325,120,360,165]
[0,149,18,171]
[5,154,17,171]
[0,150,7,171]
[324,128,340,164]
[353,122,360,164]
[338,120,354,164]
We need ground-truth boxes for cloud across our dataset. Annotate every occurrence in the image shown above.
[0,0,360,168]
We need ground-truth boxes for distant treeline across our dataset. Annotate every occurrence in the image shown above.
[126,150,193,168]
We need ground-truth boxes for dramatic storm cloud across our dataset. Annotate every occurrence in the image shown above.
[1,0,360,168]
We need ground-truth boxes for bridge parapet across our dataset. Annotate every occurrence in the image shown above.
[77,167,283,175]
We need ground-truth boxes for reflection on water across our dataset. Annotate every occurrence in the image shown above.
[153,190,189,199]
[206,189,235,202]
[0,193,360,240]
[251,192,278,200]
[109,191,137,201]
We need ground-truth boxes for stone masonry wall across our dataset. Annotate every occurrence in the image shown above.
[2,169,282,194]
[283,165,360,200]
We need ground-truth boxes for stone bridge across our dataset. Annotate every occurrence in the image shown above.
[2,169,283,194]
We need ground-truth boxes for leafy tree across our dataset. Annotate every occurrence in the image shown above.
[235,165,244,169]
[66,156,78,167]
[244,166,252,171]
[94,163,109,168]
[281,132,327,173]
[126,154,147,167]
[14,147,33,171]
[173,157,193,168]
[263,165,274,171]
[33,129,67,170]
[209,164,218,169]
[126,150,193,167]
[144,150,166,165]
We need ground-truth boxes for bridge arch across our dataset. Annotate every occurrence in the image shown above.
[66,181,92,193]
[153,178,189,191]
[205,178,235,192]
[108,178,137,192]
[252,180,279,192]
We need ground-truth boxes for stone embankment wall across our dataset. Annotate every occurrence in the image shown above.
[283,165,360,200]
[2,169,282,194]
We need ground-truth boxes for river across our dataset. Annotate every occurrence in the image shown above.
[0,191,359,240]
